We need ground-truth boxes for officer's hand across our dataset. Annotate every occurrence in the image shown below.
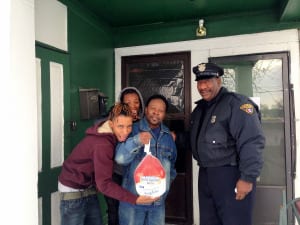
[139,132,152,144]
[136,195,160,204]
[235,179,253,200]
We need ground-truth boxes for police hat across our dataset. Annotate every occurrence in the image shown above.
[193,62,224,81]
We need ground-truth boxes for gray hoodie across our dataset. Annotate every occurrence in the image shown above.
[118,87,145,122]
[112,87,145,176]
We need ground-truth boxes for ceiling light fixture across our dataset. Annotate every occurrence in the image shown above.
[196,19,206,37]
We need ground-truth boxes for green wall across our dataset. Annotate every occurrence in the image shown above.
[60,0,115,147]
[59,1,115,222]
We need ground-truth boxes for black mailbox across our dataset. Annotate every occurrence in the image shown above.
[79,88,108,120]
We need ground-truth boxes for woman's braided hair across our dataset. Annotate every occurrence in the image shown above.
[108,102,132,120]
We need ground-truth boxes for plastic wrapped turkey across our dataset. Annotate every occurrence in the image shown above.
[134,142,166,197]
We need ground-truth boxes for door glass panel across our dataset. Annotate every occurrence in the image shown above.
[127,60,185,113]
[211,53,291,225]
[50,62,64,168]
[38,198,42,225]
[220,59,285,186]
[36,58,43,172]
[51,192,60,225]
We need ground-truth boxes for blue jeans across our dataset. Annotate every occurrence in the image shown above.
[60,194,103,225]
[119,202,165,225]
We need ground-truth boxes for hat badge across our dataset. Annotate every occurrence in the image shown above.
[198,63,206,72]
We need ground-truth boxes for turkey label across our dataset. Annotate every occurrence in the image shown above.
[134,143,166,197]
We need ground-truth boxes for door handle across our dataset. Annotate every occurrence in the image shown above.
[70,121,77,131]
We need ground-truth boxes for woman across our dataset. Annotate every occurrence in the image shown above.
[118,87,144,122]
[105,87,145,225]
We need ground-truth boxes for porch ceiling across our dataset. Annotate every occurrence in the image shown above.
[75,0,300,27]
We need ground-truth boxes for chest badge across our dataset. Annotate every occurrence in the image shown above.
[211,115,216,123]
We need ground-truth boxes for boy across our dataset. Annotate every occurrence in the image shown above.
[115,94,177,225]
[58,103,157,225]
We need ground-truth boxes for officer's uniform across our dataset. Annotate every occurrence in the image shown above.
[190,63,265,225]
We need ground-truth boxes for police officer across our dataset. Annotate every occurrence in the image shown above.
[190,62,265,225]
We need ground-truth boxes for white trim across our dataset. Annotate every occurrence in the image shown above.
[35,0,68,51]
[50,62,64,168]
[1,0,38,224]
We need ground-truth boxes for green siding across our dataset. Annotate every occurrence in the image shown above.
[113,10,300,47]
[60,0,115,148]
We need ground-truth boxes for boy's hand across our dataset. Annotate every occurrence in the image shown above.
[139,132,152,144]
[136,195,160,204]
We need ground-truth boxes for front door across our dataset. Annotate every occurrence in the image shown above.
[36,45,70,225]
[122,52,193,224]
[210,52,295,225]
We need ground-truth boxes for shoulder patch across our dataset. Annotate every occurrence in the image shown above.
[240,103,254,115]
